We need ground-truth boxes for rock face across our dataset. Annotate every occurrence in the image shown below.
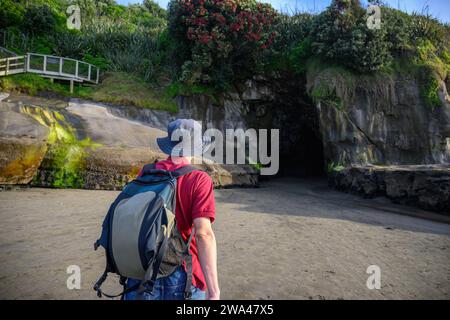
[1,68,448,213]
[0,104,49,184]
[330,165,450,214]
[0,96,258,189]
[34,145,258,190]
[306,67,450,213]
[307,69,450,166]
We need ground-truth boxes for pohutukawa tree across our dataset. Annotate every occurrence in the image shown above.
[168,0,279,91]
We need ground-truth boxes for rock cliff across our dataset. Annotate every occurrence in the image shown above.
[1,66,448,212]
[0,94,258,190]
[307,67,450,166]
[306,65,450,213]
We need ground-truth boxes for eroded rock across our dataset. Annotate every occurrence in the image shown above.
[330,165,450,214]
[0,97,259,189]
[0,103,49,184]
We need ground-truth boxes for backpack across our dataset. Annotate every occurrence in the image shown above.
[93,163,199,299]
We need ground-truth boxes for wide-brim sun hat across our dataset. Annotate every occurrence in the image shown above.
[157,119,211,157]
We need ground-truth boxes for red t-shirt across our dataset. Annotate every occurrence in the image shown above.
[138,157,215,291]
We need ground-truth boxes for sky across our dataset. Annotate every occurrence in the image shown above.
[117,0,450,23]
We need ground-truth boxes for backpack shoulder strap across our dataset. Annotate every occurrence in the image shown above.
[140,162,157,176]
[171,165,199,178]
[140,163,199,178]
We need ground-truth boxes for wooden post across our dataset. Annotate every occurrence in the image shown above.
[70,80,74,94]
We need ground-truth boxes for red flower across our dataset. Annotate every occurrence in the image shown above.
[199,33,212,44]
[230,22,241,32]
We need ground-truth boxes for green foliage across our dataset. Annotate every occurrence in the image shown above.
[287,38,312,74]
[309,0,391,73]
[419,69,442,110]
[0,73,69,96]
[165,81,219,104]
[306,57,397,112]
[72,0,167,34]
[1,0,449,107]
[410,39,448,109]
[382,7,413,53]
[143,0,167,18]
[311,85,343,110]
[275,13,314,50]
[283,1,447,78]
[267,12,314,75]
[74,72,178,112]
[327,161,345,174]
[22,4,59,36]
[410,10,447,49]
[82,54,111,71]
[2,0,168,82]
[47,17,166,81]
[415,40,448,80]
[0,0,25,29]
[0,72,178,112]
[32,36,54,54]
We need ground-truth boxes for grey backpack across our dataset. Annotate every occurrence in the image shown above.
[93,163,198,299]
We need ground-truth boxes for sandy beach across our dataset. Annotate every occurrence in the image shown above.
[0,178,449,300]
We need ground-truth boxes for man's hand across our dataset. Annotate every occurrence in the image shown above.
[193,217,220,300]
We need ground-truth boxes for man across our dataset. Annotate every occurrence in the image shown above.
[125,119,220,300]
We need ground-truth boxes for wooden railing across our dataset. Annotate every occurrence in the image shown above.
[26,53,99,84]
[0,55,26,76]
[0,51,99,84]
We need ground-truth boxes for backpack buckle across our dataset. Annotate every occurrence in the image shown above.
[184,291,192,300]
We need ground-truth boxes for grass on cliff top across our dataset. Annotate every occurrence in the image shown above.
[0,72,178,113]
[306,58,395,110]
[306,49,448,111]
[76,72,178,112]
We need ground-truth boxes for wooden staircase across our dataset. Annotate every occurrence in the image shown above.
[0,47,99,92]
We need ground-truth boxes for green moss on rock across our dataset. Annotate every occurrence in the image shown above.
[21,106,101,188]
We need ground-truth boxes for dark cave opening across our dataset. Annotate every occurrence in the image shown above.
[277,121,325,177]
[261,74,325,178]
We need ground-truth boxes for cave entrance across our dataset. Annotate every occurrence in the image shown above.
[266,75,325,178]
[277,120,325,177]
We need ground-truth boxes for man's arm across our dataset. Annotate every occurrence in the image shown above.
[193,217,220,300]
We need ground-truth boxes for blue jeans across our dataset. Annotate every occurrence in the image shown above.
[123,266,206,300]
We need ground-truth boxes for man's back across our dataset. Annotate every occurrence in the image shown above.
[125,118,220,300]
[153,157,215,292]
